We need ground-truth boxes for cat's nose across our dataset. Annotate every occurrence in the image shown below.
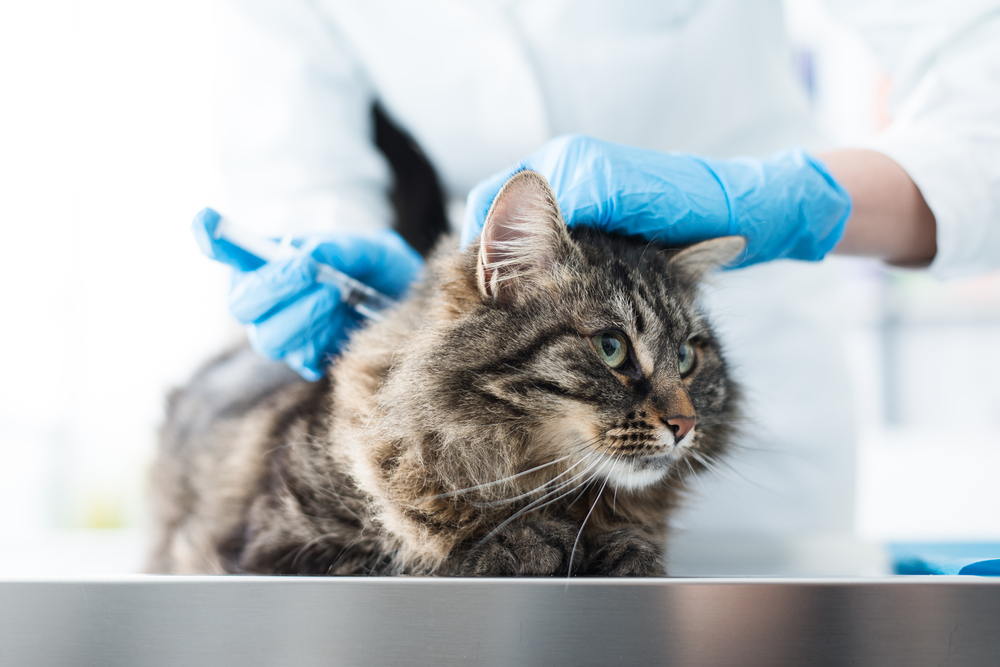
[663,415,695,441]
[652,387,696,442]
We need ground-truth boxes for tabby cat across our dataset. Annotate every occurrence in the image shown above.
[148,169,744,576]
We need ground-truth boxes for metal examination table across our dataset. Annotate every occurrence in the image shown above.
[2,575,999,666]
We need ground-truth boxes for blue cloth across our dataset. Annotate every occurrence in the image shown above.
[461,135,851,267]
[890,543,1000,576]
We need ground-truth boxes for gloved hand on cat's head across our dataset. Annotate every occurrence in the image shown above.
[461,134,852,267]
[222,229,422,381]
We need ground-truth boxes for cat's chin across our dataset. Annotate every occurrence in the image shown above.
[593,430,697,491]
[598,454,676,491]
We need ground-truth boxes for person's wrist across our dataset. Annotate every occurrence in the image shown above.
[819,149,936,266]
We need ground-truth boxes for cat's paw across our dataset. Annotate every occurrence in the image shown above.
[586,528,665,577]
[459,518,584,576]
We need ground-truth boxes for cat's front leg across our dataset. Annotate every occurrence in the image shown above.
[458,518,585,576]
[584,527,665,577]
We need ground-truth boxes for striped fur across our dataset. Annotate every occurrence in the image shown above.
[149,172,743,576]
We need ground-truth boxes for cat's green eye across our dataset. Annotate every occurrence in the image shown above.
[591,332,629,369]
[678,340,696,376]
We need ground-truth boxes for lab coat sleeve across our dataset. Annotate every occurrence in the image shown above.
[216,0,393,237]
[830,0,1000,278]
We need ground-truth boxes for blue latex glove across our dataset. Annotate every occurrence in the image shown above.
[195,210,423,381]
[891,542,1000,577]
[462,135,851,267]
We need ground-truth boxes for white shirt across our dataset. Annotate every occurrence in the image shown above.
[218,0,1000,280]
[215,0,1000,570]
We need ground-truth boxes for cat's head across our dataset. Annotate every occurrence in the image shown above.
[408,170,742,497]
[461,169,743,492]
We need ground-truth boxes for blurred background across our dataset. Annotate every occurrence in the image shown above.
[0,0,997,574]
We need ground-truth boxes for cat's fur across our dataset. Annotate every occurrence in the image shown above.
[148,170,744,576]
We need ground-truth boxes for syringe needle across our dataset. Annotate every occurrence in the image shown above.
[193,208,397,322]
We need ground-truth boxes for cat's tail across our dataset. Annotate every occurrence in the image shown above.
[373,102,449,257]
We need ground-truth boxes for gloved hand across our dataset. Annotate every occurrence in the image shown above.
[462,135,851,267]
[193,209,423,381]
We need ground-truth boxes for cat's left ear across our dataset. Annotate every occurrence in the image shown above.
[667,236,747,280]
[477,170,573,304]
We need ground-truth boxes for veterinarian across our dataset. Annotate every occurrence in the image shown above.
[214,0,1000,572]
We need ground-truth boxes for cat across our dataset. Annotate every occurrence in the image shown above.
[148,169,744,577]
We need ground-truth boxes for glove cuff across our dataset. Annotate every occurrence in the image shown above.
[705,147,852,266]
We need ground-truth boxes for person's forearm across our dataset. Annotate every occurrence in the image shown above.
[817,149,937,266]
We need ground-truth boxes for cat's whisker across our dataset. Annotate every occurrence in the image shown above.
[418,453,575,502]
[508,460,608,522]
[567,476,609,580]
[472,454,593,508]
[476,456,601,528]
[425,430,612,508]
[469,437,609,509]
[518,452,605,507]
[699,420,765,432]
[697,449,786,497]
[481,434,617,509]
[567,463,604,507]
[687,450,716,471]
[474,452,609,549]
[470,461,593,509]
[610,450,626,514]
[683,455,698,479]
[477,438,598,507]
[687,450,733,484]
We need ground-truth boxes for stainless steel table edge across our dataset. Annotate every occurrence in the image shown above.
[0,572,981,579]
[2,576,998,666]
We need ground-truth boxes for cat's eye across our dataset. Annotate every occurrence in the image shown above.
[678,340,696,376]
[591,332,629,369]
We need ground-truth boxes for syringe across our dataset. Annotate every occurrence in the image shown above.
[192,208,396,322]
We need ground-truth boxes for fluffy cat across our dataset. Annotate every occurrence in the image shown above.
[148,170,744,576]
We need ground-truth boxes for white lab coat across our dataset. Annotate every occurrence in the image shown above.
[215,0,1000,572]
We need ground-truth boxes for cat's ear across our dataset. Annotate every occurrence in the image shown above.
[477,170,572,303]
[667,236,746,280]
